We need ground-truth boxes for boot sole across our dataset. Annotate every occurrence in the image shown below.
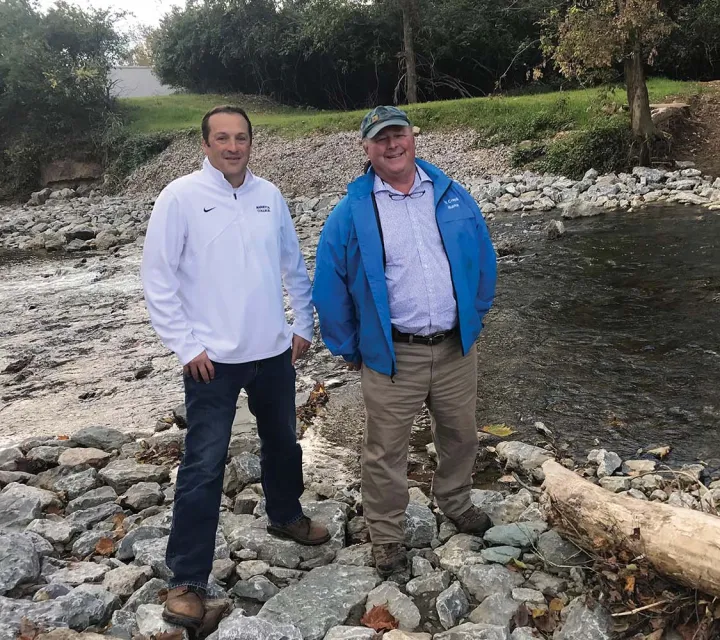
[266,525,331,546]
[162,608,204,630]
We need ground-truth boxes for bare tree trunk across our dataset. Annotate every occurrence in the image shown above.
[624,46,656,166]
[399,0,418,104]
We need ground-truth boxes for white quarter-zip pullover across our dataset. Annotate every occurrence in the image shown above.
[141,158,314,366]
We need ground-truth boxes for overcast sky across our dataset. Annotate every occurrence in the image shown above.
[37,0,184,31]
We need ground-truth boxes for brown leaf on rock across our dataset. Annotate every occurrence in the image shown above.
[95,537,115,556]
[624,575,636,593]
[549,598,564,612]
[17,618,40,640]
[57,435,69,440]
[361,605,399,632]
[152,631,186,640]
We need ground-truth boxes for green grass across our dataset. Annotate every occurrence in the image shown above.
[122,79,699,143]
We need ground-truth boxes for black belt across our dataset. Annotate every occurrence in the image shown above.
[391,327,458,346]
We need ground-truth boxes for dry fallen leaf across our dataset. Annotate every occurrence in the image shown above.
[360,605,399,632]
[549,598,564,612]
[511,558,528,569]
[18,618,40,640]
[57,435,69,440]
[152,631,186,640]
[624,575,636,593]
[94,537,115,556]
[481,423,515,437]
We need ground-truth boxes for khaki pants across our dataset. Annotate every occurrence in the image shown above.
[361,336,478,544]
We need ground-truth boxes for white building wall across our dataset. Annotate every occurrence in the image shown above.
[110,66,175,98]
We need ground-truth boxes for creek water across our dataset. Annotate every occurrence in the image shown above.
[1,205,719,471]
[477,205,720,466]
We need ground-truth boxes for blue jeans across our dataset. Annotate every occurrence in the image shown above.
[165,348,304,590]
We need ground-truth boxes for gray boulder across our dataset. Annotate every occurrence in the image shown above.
[458,564,525,602]
[121,577,167,613]
[0,482,59,530]
[436,581,470,630]
[469,592,520,628]
[435,622,510,640]
[484,522,548,549]
[233,575,280,602]
[47,561,109,585]
[108,609,138,639]
[435,534,484,573]
[536,531,590,574]
[99,459,169,493]
[481,546,522,565]
[136,604,189,639]
[224,452,262,495]
[132,536,171,580]
[57,448,111,468]
[66,486,118,513]
[0,532,40,594]
[406,570,451,596]
[404,502,437,548]
[334,543,374,567]
[259,564,381,640]
[70,426,132,452]
[53,469,99,500]
[0,447,24,472]
[26,518,83,545]
[66,501,122,528]
[119,482,163,511]
[103,564,152,598]
[116,525,168,560]
[216,610,302,640]
[71,530,113,557]
[553,596,612,640]
[324,627,376,640]
[366,582,421,631]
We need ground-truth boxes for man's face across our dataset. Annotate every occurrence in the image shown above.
[363,125,416,181]
[202,112,252,180]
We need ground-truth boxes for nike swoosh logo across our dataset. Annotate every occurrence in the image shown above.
[203,207,216,213]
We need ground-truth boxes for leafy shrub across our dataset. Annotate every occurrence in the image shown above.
[103,131,176,191]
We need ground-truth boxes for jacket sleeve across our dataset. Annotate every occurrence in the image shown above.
[279,198,314,342]
[458,186,497,322]
[141,188,205,365]
[312,209,360,363]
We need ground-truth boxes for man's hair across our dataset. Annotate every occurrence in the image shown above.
[201,105,253,143]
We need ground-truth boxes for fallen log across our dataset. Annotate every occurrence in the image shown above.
[541,460,720,597]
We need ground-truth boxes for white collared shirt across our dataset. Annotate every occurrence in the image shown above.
[142,158,313,365]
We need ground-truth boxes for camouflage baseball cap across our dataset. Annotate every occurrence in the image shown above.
[360,105,412,139]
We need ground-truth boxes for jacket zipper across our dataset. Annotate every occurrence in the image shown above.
[435,182,461,347]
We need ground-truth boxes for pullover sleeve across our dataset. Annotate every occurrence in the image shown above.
[279,198,314,342]
[141,188,205,365]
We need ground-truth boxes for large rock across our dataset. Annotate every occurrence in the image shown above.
[70,426,132,452]
[0,532,40,594]
[40,159,103,186]
[71,530,113,557]
[458,564,524,602]
[0,483,59,530]
[481,546,522,565]
[66,501,122,528]
[119,482,163,512]
[224,452,262,495]
[66,486,118,513]
[536,531,590,574]
[0,447,24,472]
[406,571,451,596]
[334,543,373,567]
[435,534,485,573]
[259,564,381,640]
[233,575,280,602]
[26,518,83,545]
[434,623,510,640]
[53,469,99,500]
[135,604,189,640]
[121,577,167,613]
[215,610,302,640]
[553,596,612,640]
[99,459,169,493]
[58,448,111,468]
[47,561,109,585]
[560,200,602,220]
[0,585,118,633]
[116,525,168,560]
[484,522,548,549]
[495,442,552,482]
[404,503,437,548]
[103,565,152,598]
[230,501,347,568]
[469,592,520,628]
[132,536,171,580]
[25,446,63,470]
[436,581,470,630]
[324,627,376,640]
[366,582,421,630]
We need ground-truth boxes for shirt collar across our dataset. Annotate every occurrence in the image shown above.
[202,157,255,193]
[373,163,431,195]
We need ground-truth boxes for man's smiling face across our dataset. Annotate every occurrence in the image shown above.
[363,125,416,184]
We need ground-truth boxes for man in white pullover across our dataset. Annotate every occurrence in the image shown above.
[142,106,329,629]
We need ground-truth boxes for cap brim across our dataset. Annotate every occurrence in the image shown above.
[363,118,412,139]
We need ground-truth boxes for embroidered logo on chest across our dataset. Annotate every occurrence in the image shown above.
[256,205,271,213]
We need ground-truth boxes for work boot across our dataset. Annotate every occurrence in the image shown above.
[373,543,408,578]
[267,514,331,545]
[451,505,492,536]
[162,585,205,629]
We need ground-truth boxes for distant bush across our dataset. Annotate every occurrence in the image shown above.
[538,116,634,178]
[0,0,126,199]
[103,131,177,191]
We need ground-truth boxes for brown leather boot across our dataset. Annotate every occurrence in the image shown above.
[266,514,331,545]
[162,585,205,629]
[373,543,407,578]
[451,505,492,536]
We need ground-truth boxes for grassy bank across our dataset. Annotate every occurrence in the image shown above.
[123,79,698,143]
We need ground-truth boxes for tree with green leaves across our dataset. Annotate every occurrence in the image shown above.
[542,0,674,164]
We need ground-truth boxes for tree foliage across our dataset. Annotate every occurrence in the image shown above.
[0,0,126,197]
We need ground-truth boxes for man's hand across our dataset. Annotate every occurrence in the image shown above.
[347,360,362,371]
[291,334,311,365]
[183,350,215,383]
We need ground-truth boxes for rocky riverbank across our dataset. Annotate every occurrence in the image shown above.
[1,424,718,640]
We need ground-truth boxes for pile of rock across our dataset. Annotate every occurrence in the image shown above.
[1,423,620,640]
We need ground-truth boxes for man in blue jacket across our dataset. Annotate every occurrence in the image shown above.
[313,106,497,576]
